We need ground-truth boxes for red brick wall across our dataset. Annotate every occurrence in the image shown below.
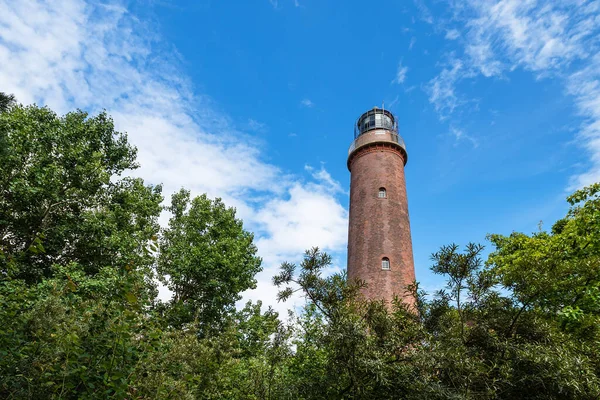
[347,143,416,307]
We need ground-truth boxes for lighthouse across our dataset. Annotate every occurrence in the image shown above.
[346,107,416,306]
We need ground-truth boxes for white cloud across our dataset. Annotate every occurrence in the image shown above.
[430,0,600,185]
[450,126,479,148]
[566,53,600,189]
[462,0,594,74]
[413,0,433,24]
[304,165,346,195]
[247,118,267,132]
[255,178,348,262]
[243,166,348,313]
[426,58,465,118]
[387,95,400,110]
[445,29,460,40]
[0,0,349,316]
[409,36,417,50]
[300,98,314,107]
[393,61,409,84]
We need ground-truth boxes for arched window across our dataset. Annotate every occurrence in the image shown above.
[381,257,390,270]
[378,187,387,198]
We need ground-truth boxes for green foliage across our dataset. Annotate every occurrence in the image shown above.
[0,263,162,398]
[157,189,262,332]
[0,92,15,113]
[130,302,290,399]
[1,100,599,399]
[0,102,269,398]
[269,243,600,399]
[234,301,281,358]
[422,243,600,399]
[273,247,358,319]
[487,183,600,342]
[274,248,425,398]
[0,104,158,283]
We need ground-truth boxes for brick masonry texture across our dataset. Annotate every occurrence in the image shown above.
[347,142,416,307]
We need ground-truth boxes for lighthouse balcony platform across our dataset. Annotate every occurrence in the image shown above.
[348,129,407,158]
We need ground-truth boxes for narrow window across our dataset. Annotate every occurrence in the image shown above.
[368,115,375,128]
[382,257,390,270]
[378,187,386,198]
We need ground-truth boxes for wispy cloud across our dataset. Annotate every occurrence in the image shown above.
[409,36,417,50]
[566,53,600,189]
[393,61,409,84]
[461,0,592,75]
[426,58,466,118]
[413,0,433,24]
[305,165,346,195]
[445,29,460,40]
[0,0,348,316]
[247,118,267,132]
[270,0,301,10]
[300,98,314,107]
[429,0,600,186]
[387,95,400,110]
[450,126,478,148]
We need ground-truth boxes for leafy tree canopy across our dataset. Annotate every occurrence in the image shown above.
[0,103,159,284]
[487,183,600,341]
[157,189,262,332]
[1,97,599,399]
[0,91,15,112]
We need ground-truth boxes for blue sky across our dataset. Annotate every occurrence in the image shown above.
[2,0,600,312]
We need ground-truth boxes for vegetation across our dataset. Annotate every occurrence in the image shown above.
[1,94,599,399]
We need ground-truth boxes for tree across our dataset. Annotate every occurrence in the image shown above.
[487,183,600,343]
[157,189,262,332]
[0,104,161,284]
[0,103,164,398]
[272,238,600,399]
[274,248,425,399]
[421,243,600,399]
[2,98,599,399]
[0,263,164,399]
[130,300,290,399]
[0,92,15,113]
[0,101,275,398]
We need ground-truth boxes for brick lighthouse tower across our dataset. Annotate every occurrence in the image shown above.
[347,107,416,306]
